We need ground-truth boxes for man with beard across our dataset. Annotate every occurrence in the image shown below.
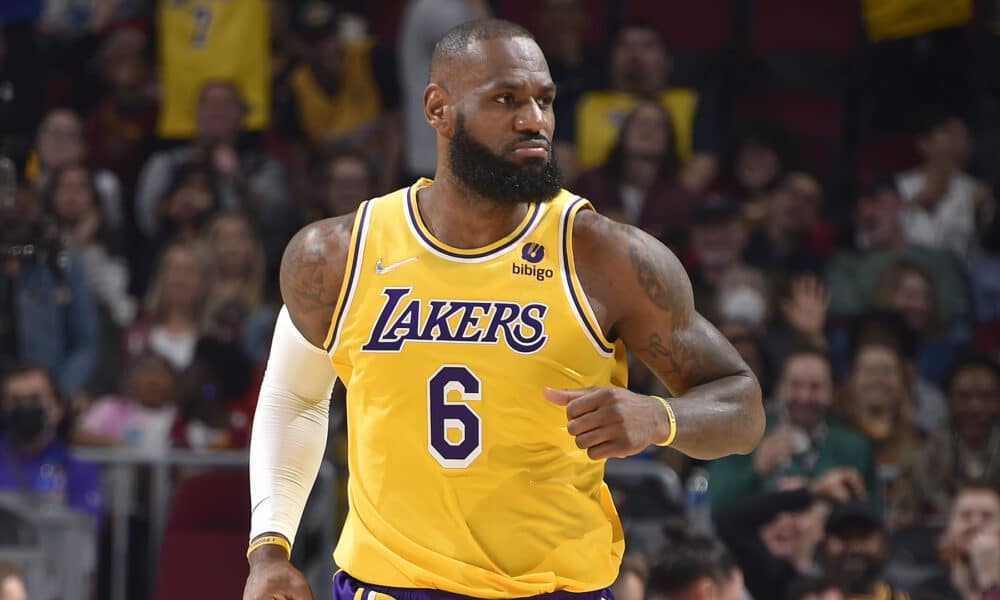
[821,502,910,599]
[709,346,876,511]
[242,18,765,600]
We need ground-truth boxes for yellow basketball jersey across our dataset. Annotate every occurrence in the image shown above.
[288,39,383,147]
[157,0,269,138]
[327,179,627,596]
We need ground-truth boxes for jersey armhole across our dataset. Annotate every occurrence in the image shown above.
[559,197,616,357]
[323,200,374,353]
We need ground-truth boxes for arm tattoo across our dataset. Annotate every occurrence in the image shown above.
[636,330,702,379]
[282,220,348,315]
[629,245,671,311]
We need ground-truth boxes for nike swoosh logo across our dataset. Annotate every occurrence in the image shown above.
[375,256,418,275]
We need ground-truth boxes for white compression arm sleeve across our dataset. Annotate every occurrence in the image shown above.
[249,305,336,547]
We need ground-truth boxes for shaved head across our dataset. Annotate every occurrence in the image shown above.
[430,18,535,85]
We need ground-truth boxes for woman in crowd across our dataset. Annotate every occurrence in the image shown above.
[31,108,124,229]
[573,99,696,248]
[123,241,212,372]
[201,211,276,364]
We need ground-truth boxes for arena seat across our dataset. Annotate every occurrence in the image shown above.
[732,90,846,171]
[154,470,250,600]
[623,0,730,53]
[604,458,685,555]
[749,0,861,56]
[854,134,921,180]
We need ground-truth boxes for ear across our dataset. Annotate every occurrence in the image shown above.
[424,83,454,138]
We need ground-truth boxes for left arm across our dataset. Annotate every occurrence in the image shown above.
[551,212,764,460]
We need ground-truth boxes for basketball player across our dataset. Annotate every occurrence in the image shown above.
[243,19,764,600]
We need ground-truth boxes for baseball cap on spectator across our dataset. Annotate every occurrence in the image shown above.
[293,0,338,42]
[825,501,884,535]
[694,194,740,224]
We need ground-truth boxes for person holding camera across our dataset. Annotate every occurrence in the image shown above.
[0,165,101,403]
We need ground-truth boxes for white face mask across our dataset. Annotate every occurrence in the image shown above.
[718,286,767,327]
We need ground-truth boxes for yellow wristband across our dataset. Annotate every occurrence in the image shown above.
[652,396,677,447]
[247,534,291,561]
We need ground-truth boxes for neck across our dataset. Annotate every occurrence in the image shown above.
[623,157,659,191]
[418,176,529,249]
[161,308,196,330]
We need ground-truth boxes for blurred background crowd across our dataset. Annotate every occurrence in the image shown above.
[3,0,1000,598]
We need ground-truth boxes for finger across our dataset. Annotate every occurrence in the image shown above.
[845,471,866,499]
[564,389,611,420]
[574,426,616,450]
[586,440,621,461]
[567,407,613,436]
[542,386,596,407]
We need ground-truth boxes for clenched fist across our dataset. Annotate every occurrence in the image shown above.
[243,545,313,600]
[544,386,671,459]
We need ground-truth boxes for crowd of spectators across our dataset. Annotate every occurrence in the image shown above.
[3,0,1000,598]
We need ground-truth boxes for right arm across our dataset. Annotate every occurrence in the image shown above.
[244,215,354,598]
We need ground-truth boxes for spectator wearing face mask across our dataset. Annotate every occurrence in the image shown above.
[0,364,102,521]
[821,501,911,599]
[708,347,877,511]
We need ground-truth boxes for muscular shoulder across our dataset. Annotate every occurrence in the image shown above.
[279,213,356,347]
[571,209,693,330]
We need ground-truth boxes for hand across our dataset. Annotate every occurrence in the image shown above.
[543,386,669,460]
[970,529,1000,591]
[751,425,802,474]
[212,144,240,178]
[809,467,866,503]
[243,546,313,600]
[780,276,829,342]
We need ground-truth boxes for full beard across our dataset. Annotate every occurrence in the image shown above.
[447,114,562,206]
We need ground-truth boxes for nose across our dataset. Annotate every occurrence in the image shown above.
[514,99,546,135]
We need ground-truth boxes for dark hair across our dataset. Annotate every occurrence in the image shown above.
[724,120,799,195]
[942,351,1000,396]
[431,18,534,81]
[612,17,668,51]
[157,161,222,232]
[600,100,678,183]
[196,80,249,115]
[0,559,23,583]
[913,107,963,138]
[647,526,737,594]
[1,362,60,401]
[786,574,843,600]
[871,258,941,335]
[846,310,919,363]
[42,163,120,251]
[781,343,833,380]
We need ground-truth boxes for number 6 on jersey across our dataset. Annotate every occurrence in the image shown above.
[428,366,482,468]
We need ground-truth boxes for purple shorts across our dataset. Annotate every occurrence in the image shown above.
[332,571,615,600]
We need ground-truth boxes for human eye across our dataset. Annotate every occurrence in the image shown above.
[495,93,514,106]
